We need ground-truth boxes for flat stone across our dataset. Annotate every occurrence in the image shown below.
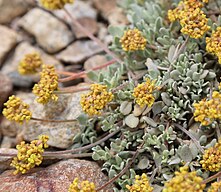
[1,42,63,88]
[0,159,113,192]
[0,73,13,110]
[14,90,84,148]
[57,40,102,64]
[72,17,98,39]
[0,148,17,172]
[0,0,34,24]
[0,25,18,66]
[54,1,97,22]
[19,8,74,53]
[107,7,129,26]
[0,118,17,137]
[0,136,16,148]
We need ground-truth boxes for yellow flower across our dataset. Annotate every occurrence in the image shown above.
[163,166,205,192]
[32,64,58,104]
[208,181,221,192]
[11,135,49,174]
[200,139,221,172]
[126,173,153,192]
[68,178,96,192]
[193,91,221,126]
[80,84,114,116]
[206,27,221,64]
[120,28,147,51]
[2,95,32,124]
[40,0,74,10]
[180,8,210,39]
[18,52,43,75]
[133,78,159,107]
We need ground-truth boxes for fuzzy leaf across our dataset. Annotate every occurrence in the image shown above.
[125,114,139,128]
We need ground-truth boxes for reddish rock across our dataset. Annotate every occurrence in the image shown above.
[0,159,113,192]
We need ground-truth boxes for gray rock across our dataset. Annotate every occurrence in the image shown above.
[0,118,17,137]
[0,136,16,148]
[0,0,34,24]
[15,90,84,149]
[1,42,63,88]
[0,159,113,192]
[0,25,18,66]
[57,40,102,64]
[0,73,13,109]
[19,8,74,53]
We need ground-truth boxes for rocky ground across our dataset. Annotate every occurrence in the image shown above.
[0,0,128,191]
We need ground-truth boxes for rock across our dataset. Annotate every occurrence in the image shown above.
[0,148,17,172]
[0,136,16,148]
[0,25,18,66]
[0,0,34,24]
[84,55,108,82]
[0,73,13,110]
[57,40,102,64]
[0,118,17,137]
[1,42,63,88]
[0,159,113,192]
[107,7,129,26]
[93,0,116,20]
[54,1,97,22]
[19,8,74,53]
[72,17,98,39]
[14,90,85,148]
[98,23,113,45]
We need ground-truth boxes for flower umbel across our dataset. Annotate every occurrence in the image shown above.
[80,84,114,116]
[120,28,147,51]
[40,0,74,10]
[193,91,221,126]
[133,78,159,107]
[200,139,221,172]
[208,181,221,192]
[206,27,221,64]
[180,8,210,39]
[163,166,205,192]
[68,178,96,192]
[32,64,58,104]
[3,95,32,124]
[11,135,49,174]
[18,52,43,75]
[126,173,153,192]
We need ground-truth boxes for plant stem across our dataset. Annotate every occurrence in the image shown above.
[174,123,205,153]
[43,128,121,156]
[44,152,93,159]
[58,59,116,83]
[96,142,144,191]
[63,8,123,64]
[202,171,221,184]
[31,117,77,123]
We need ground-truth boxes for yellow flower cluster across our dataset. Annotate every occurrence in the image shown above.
[133,78,159,107]
[126,173,153,192]
[80,84,114,116]
[32,64,58,104]
[168,0,210,39]
[193,91,221,126]
[163,166,205,192]
[11,135,49,175]
[68,178,96,192]
[40,0,74,10]
[208,181,221,192]
[200,139,221,172]
[180,8,210,39]
[18,52,43,75]
[120,28,147,51]
[206,27,221,64]
[2,95,32,124]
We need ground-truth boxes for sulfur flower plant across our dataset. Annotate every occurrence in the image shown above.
[2,95,32,124]
[32,64,59,104]
[208,181,221,192]
[11,135,49,174]
[68,178,96,192]
[40,0,74,10]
